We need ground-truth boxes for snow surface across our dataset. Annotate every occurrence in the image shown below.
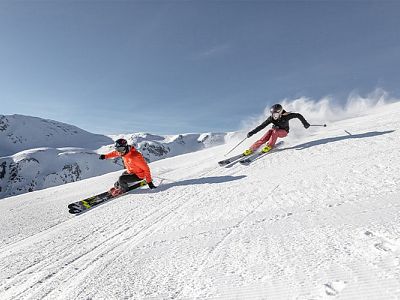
[0,102,400,299]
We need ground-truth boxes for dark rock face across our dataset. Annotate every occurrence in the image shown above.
[0,115,9,132]
[142,142,170,156]
[61,163,82,182]
[0,161,6,179]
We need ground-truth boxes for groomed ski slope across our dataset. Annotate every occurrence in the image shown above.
[1,102,400,300]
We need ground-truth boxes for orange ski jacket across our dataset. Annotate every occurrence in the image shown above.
[104,146,152,183]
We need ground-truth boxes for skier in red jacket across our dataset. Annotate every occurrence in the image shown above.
[99,138,156,196]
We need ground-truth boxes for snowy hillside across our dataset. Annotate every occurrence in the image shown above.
[0,114,112,157]
[0,115,117,198]
[0,115,226,199]
[0,147,123,198]
[0,102,399,299]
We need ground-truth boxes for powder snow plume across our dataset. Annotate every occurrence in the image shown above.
[279,88,395,124]
[234,88,399,143]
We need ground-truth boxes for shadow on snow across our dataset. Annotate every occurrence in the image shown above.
[137,175,247,193]
[287,130,395,151]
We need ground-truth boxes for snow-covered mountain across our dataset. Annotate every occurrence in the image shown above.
[0,147,123,198]
[0,115,227,199]
[0,114,113,157]
[0,102,399,299]
[109,132,227,162]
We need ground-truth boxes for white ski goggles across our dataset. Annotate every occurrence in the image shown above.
[116,146,127,153]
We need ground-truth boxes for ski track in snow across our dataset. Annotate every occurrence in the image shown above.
[1,102,400,299]
[0,162,227,299]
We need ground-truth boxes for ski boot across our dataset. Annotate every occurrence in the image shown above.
[261,145,272,153]
[108,187,125,197]
[243,149,253,156]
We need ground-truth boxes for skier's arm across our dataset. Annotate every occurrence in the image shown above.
[289,113,310,128]
[136,156,153,183]
[248,118,271,137]
[104,151,120,159]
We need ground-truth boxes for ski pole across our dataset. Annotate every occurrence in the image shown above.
[310,124,327,127]
[344,130,352,136]
[224,137,247,156]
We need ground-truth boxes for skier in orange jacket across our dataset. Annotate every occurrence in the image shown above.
[99,138,156,196]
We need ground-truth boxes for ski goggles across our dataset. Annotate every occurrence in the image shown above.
[115,146,127,153]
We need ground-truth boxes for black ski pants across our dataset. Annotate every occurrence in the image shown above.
[116,171,142,191]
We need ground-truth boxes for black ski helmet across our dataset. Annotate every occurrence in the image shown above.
[270,104,283,120]
[115,138,129,154]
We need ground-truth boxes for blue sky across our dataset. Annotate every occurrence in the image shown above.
[1,1,399,135]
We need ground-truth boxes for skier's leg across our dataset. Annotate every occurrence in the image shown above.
[117,172,142,191]
[267,129,288,147]
[250,129,273,151]
[261,129,287,153]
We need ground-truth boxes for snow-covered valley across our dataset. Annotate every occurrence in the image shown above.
[0,102,399,299]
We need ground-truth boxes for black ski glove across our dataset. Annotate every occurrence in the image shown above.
[148,182,156,189]
[99,154,106,160]
[304,122,310,129]
[247,132,254,138]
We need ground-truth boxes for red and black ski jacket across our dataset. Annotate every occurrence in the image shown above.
[249,110,310,135]
[104,146,152,183]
